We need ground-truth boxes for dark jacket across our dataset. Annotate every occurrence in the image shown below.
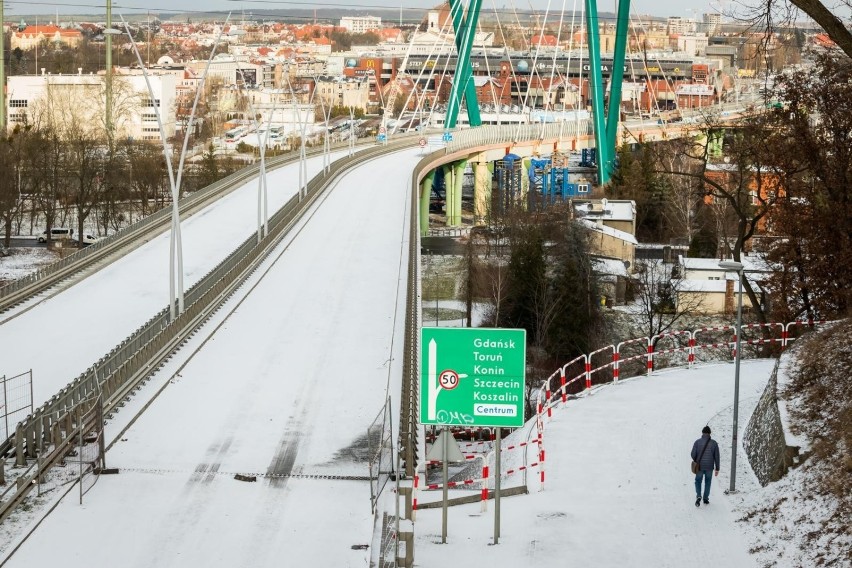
[691,434,720,472]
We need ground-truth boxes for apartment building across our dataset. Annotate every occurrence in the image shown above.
[339,16,381,34]
[5,71,177,141]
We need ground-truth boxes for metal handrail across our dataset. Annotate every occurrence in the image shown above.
[0,124,548,522]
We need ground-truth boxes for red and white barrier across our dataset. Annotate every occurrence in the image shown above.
[413,474,418,514]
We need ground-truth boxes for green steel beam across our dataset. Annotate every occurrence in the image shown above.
[605,0,630,154]
[446,0,483,128]
[447,0,482,126]
[585,0,611,184]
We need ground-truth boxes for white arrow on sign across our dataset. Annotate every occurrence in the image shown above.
[427,339,468,421]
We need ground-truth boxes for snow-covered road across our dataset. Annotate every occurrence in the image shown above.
[3,147,421,567]
[0,151,348,411]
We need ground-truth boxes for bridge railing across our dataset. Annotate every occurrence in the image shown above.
[0,138,386,313]
[446,121,593,152]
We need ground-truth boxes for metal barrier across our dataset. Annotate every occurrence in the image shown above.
[0,138,388,314]
[0,137,419,468]
[536,319,840,419]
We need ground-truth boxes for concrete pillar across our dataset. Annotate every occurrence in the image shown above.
[520,158,531,207]
[419,170,435,237]
[15,423,25,467]
[26,424,36,458]
[396,519,414,568]
[34,418,43,453]
[448,160,467,227]
[442,164,454,225]
[473,160,491,226]
[399,485,413,518]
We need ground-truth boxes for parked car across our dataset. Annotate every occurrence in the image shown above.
[82,233,102,245]
[37,227,73,243]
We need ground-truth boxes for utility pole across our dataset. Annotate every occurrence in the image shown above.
[105,0,113,141]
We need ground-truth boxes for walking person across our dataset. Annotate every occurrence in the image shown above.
[691,425,720,507]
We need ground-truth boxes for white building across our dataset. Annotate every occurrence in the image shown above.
[677,33,709,56]
[339,16,381,34]
[185,56,267,88]
[702,13,722,35]
[667,16,698,35]
[315,76,371,112]
[5,71,178,141]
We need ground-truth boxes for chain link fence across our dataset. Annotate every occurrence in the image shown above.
[369,398,395,513]
[0,371,32,441]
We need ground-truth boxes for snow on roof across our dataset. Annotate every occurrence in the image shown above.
[680,254,772,273]
[592,257,630,277]
[674,279,729,293]
[578,219,638,245]
[675,277,762,293]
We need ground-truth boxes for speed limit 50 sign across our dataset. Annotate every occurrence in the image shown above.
[420,327,526,427]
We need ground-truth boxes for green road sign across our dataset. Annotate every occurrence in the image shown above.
[420,328,526,427]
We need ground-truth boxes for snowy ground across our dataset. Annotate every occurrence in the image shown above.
[415,360,776,567]
[2,148,422,567]
[1,147,841,566]
[0,248,59,285]
[0,150,351,411]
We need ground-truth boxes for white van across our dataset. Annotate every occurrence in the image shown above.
[37,227,73,243]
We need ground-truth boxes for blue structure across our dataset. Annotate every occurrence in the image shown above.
[527,155,590,208]
[579,148,597,168]
[495,153,524,213]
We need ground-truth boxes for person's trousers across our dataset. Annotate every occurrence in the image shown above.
[694,469,712,499]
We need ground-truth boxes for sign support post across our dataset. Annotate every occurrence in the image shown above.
[420,327,526,547]
[442,426,449,543]
[494,427,502,544]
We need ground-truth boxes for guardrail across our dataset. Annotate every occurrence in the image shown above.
[0,136,430,523]
[446,121,592,152]
[0,138,387,314]
[534,318,839,415]
[2,122,584,525]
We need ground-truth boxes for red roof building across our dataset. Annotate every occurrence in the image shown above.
[11,25,83,50]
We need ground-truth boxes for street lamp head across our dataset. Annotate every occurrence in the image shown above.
[718,260,744,272]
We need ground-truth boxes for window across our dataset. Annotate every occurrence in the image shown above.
[143,127,159,132]
[142,113,158,121]
[9,99,28,108]
[142,98,161,107]
[578,183,590,193]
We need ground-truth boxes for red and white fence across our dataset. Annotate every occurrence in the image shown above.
[419,318,835,502]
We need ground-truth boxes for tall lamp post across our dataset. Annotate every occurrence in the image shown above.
[719,259,744,493]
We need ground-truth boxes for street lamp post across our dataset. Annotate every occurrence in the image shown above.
[719,259,744,493]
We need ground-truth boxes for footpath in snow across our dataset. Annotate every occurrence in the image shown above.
[415,359,776,568]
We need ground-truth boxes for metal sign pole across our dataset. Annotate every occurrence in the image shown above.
[79,408,83,505]
[494,427,501,544]
[442,426,449,543]
[3,375,8,440]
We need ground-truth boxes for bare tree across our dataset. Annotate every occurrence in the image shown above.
[654,114,789,324]
[0,127,31,248]
[733,0,852,59]
[631,259,706,342]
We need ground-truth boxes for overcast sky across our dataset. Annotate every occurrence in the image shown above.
[5,0,734,21]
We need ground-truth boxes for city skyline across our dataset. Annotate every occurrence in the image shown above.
[2,0,735,22]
